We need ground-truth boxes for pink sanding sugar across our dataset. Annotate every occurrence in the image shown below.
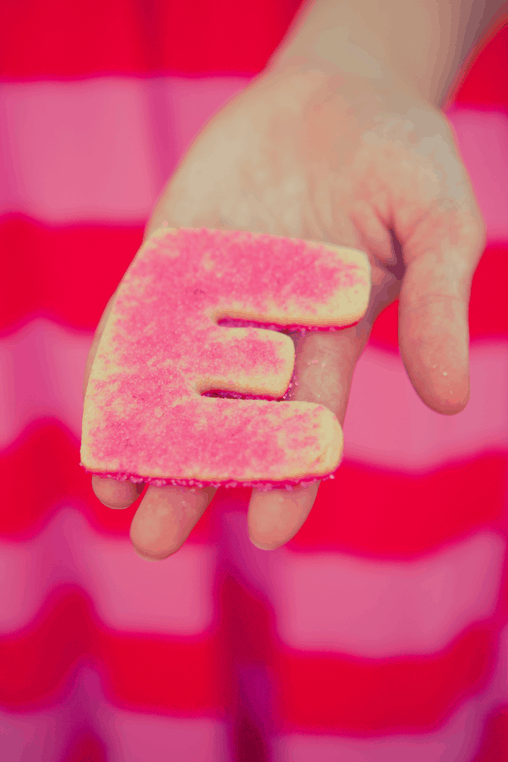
[82,468,336,491]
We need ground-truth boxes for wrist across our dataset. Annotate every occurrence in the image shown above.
[266,5,435,106]
[266,50,428,106]
[266,0,507,110]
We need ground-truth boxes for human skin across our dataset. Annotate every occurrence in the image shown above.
[84,0,506,560]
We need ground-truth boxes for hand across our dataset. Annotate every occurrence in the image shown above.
[84,63,486,559]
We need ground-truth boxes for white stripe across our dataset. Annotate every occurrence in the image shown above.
[0,507,217,635]
[0,662,229,762]
[222,512,506,657]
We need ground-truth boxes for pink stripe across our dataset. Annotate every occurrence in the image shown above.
[343,340,508,472]
[222,512,506,657]
[0,80,506,244]
[0,318,91,449]
[270,532,505,656]
[163,76,253,172]
[0,663,229,761]
[446,107,508,244]
[0,77,251,223]
[0,507,217,635]
[0,79,159,222]
[0,493,503,657]
[1,321,507,472]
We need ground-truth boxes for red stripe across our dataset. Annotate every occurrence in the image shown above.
[274,622,501,733]
[452,22,508,109]
[0,217,144,334]
[0,2,505,109]
[473,706,508,762]
[63,729,108,762]
[0,0,304,80]
[289,454,508,557]
[0,419,141,539]
[1,420,505,557]
[370,241,508,350]
[1,578,505,732]
[0,585,227,714]
[468,242,508,340]
[1,217,508,343]
[222,572,275,667]
[0,419,215,542]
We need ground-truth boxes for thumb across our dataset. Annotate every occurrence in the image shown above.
[82,291,117,399]
[398,220,486,415]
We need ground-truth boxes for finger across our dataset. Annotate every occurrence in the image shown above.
[92,475,145,508]
[129,485,217,561]
[248,323,371,550]
[398,216,486,415]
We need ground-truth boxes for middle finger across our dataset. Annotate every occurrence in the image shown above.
[247,325,371,550]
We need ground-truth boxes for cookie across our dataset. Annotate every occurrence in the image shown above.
[81,227,370,489]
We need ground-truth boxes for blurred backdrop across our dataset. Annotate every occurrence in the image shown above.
[0,2,507,761]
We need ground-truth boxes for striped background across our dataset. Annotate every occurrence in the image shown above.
[0,2,507,760]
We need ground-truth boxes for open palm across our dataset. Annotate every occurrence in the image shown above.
[84,64,486,559]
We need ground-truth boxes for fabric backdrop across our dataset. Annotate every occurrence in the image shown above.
[0,2,507,760]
